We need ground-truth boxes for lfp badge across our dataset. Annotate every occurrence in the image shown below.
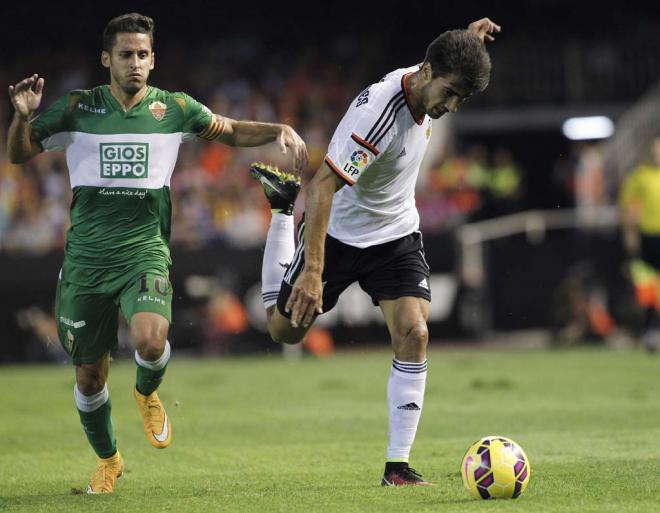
[350,150,369,169]
[342,149,370,178]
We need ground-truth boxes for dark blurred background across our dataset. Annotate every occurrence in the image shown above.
[2,0,660,361]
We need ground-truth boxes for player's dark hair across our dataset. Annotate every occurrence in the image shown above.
[103,13,155,52]
[424,29,491,92]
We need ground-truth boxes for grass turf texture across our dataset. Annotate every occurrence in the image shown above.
[1,348,659,513]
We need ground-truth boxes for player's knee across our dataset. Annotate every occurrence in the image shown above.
[267,322,303,345]
[396,322,428,361]
[77,373,106,395]
[266,309,304,345]
[132,325,166,360]
[409,322,429,349]
[135,339,165,360]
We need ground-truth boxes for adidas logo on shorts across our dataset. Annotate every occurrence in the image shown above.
[418,278,429,290]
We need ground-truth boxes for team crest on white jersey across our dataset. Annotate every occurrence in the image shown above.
[149,101,167,121]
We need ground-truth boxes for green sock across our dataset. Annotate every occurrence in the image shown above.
[77,400,116,459]
[135,364,167,396]
[135,341,171,396]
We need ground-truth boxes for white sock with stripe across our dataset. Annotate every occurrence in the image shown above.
[262,213,295,309]
[386,358,428,462]
[134,340,171,370]
[74,383,110,412]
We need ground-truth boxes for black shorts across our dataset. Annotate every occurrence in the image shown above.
[277,221,431,318]
[641,234,660,271]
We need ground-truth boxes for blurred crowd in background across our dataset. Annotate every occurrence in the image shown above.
[0,54,536,255]
[0,104,612,256]
[3,3,657,255]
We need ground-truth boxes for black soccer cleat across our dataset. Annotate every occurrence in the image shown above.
[249,162,301,216]
[381,463,433,487]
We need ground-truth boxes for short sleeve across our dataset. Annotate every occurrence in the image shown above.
[30,93,72,151]
[324,84,402,185]
[176,92,224,142]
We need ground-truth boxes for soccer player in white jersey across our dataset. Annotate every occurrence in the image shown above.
[251,18,499,485]
[7,13,307,494]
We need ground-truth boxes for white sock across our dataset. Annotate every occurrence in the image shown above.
[386,358,428,462]
[74,383,109,412]
[262,213,295,309]
[135,340,171,370]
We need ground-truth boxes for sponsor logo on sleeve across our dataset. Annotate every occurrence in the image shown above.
[342,149,369,177]
[99,143,149,178]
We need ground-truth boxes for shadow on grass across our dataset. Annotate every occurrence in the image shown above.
[0,490,104,509]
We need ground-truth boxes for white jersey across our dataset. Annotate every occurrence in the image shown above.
[325,66,433,248]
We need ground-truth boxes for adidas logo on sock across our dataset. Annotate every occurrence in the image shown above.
[418,278,429,290]
[397,402,421,410]
[397,147,407,158]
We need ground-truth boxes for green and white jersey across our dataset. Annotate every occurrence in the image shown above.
[30,85,222,288]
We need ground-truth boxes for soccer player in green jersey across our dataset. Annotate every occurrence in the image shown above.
[7,13,307,494]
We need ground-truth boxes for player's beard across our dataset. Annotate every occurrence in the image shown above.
[423,94,447,119]
[110,66,147,97]
[120,78,145,96]
[420,85,441,119]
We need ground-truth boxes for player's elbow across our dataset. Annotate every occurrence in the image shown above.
[8,149,29,165]
[215,117,238,146]
[313,163,344,193]
[7,140,39,164]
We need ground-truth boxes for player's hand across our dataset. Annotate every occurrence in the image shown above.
[467,18,501,43]
[278,125,309,174]
[286,269,323,328]
[8,74,44,120]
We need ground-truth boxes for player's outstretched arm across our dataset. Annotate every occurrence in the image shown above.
[7,74,45,163]
[286,162,344,328]
[216,117,308,173]
[467,17,501,42]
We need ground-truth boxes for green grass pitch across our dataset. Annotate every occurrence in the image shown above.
[1,347,659,512]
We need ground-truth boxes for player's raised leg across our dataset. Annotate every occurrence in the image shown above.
[130,310,172,448]
[75,356,124,494]
[121,272,174,449]
[250,162,312,344]
[379,297,432,486]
